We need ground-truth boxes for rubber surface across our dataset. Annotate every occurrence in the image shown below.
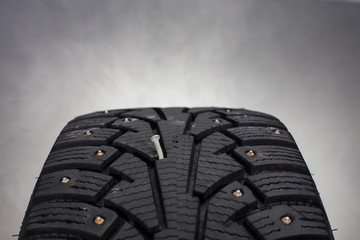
[19,107,334,240]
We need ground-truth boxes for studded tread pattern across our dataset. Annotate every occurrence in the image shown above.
[23,201,118,240]
[226,127,297,148]
[62,117,119,133]
[43,146,120,174]
[53,128,122,151]
[246,204,330,240]
[20,107,334,240]
[34,170,116,203]
[232,145,309,174]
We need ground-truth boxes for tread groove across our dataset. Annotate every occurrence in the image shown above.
[147,165,167,229]
[183,112,195,135]
[186,141,201,193]
[153,108,167,120]
[195,201,209,240]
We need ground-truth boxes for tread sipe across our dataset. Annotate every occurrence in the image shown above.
[19,107,334,240]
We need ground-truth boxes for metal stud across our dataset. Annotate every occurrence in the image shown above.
[246,150,255,157]
[60,177,70,184]
[85,130,93,136]
[96,150,105,156]
[281,216,292,225]
[274,129,281,135]
[226,109,231,113]
[214,119,221,123]
[233,189,243,197]
[244,114,248,118]
[123,118,131,123]
[94,216,105,225]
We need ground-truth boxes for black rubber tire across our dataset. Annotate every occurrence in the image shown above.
[19,107,334,240]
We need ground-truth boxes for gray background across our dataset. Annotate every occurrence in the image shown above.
[1,0,359,239]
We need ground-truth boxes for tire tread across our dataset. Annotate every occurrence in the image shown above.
[19,107,334,240]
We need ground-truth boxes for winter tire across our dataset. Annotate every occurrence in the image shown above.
[19,107,334,240]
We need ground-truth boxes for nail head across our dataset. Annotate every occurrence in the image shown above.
[246,150,255,157]
[96,150,105,156]
[94,216,105,225]
[281,216,292,225]
[60,177,70,184]
[85,130,93,136]
[274,129,281,135]
[233,189,243,197]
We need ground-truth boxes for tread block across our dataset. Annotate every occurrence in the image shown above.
[109,153,148,181]
[215,108,278,120]
[246,204,330,240]
[155,122,199,239]
[207,182,257,224]
[154,122,194,239]
[153,229,178,240]
[62,117,118,133]
[190,112,232,140]
[23,201,118,240]
[106,154,159,233]
[248,172,319,205]
[110,222,143,240]
[205,132,237,154]
[34,170,116,203]
[204,224,254,240]
[226,127,297,148]
[24,232,83,240]
[112,122,157,160]
[187,107,217,114]
[111,118,151,133]
[71,110,127,122]
[157,119,192,156]
[112,120,155,160]
[194,133,244,199]
[105,181,159,234]
[43,146,120,173]
[161,107,190,122]
[53,128,122,151]
[233,145,308,174]
[195,152,243,199]
[155,134,193,193]
[156,155,199,237]
[205,182,258,240]
[123,109,161,122]
[176,195,199,239]
[226,115,286,130]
